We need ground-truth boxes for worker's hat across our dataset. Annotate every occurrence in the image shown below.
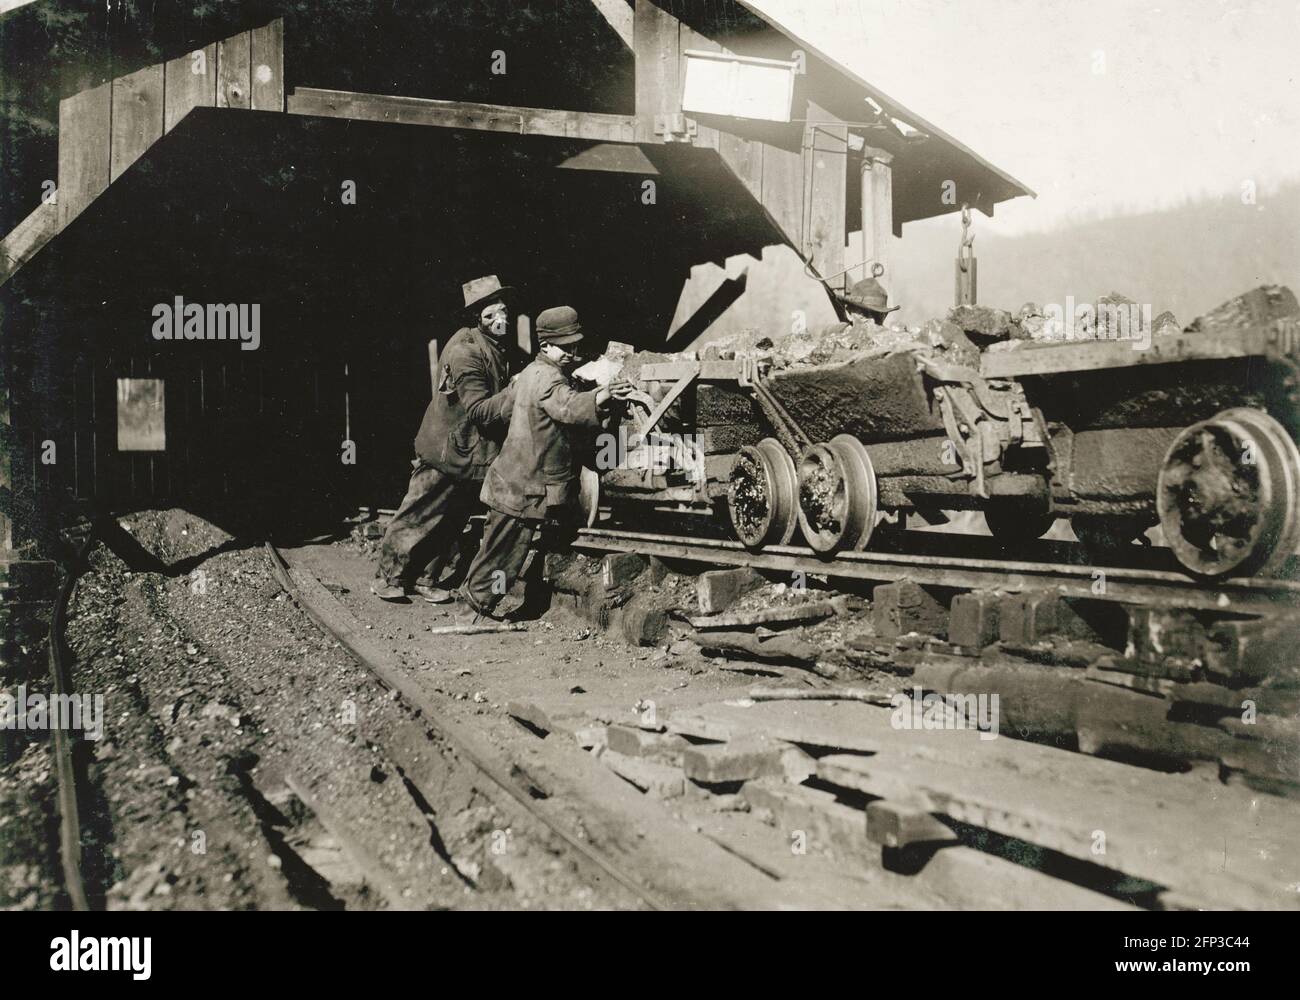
[536,305,585,347]
[838,276,898,315]
[463,274,512,313]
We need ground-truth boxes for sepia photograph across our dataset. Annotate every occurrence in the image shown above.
[0,0,1296,963]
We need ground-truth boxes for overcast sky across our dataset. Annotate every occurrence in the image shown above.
[756,0,1300,234]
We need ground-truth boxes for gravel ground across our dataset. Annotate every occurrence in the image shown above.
[6,509,642,910]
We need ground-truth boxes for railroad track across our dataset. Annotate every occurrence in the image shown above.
[263,543,670,910]
[573,527,1300,614]
[47,533,94,912]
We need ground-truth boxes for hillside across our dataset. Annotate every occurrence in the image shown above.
[890,182,1300,327]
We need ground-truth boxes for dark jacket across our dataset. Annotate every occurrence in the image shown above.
[480,354,603,519]
[414,326,514,480]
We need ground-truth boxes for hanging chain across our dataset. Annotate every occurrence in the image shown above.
[958,204,975,269]
[955,203,978,306]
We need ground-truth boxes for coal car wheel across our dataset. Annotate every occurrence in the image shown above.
[984,500,1055,544]
[1157,408,1300,578]
[796,435,878,555]
[727,438,800,549]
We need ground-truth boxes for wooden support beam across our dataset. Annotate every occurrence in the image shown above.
[287,88,638,142]
[589,0,634,49]
[57,80,112,229]
[803,103,848,289]
[0,203,57,285]
[110,64,165,182]
[860,145,894,287]
[633,0,681,142]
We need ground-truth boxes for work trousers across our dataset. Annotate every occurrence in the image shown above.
[460,508,541,614]
[377,460,481,588]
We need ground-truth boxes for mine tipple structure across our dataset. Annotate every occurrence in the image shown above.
[0,0,1030,564]
[600,284,1300,582]
[2,0,1300,915]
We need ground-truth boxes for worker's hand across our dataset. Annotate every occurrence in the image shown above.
[595,385,612,408]
[608,377,636,400]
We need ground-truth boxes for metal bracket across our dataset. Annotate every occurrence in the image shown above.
[654,113,697,143]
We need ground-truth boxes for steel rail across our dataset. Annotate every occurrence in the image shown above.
[573,528,1300,613]
[263,543,666,910]
[48,534,95,911]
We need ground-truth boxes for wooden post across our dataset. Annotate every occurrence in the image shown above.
[803,103,848,290]
[634,0,681,142]
[861,146,894,289]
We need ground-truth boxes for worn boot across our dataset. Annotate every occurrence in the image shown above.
[412,583,454,604]
[369,580,408,602]
[451,588,505,625]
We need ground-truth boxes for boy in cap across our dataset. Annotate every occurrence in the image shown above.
[372,275,517,603]
[456,305,631,621]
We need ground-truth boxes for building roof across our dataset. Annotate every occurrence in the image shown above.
[735,0,1035,221]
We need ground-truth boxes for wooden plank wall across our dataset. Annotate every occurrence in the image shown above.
[0,19,285,551]
[54,352,350,516]
[53,18,282,239]
[217,32,252,109]
[163,44,218,132]
[110,64,165,181]
[57,80,113,229]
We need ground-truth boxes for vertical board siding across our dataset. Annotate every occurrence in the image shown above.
[57,80,112,229]
[110,64,165,182]
[250,18,286,112]
[163,44,218,133]
[217,32,253,109]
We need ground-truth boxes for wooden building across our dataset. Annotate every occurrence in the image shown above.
[0,0,1030,566]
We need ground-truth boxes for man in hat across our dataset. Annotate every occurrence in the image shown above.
[836,273,899,326]
[455,305,631,621]
[372,275,518,602]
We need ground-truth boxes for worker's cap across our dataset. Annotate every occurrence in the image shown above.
[463,274,512,313]
[838,276,898,315]
[536,305,585,347]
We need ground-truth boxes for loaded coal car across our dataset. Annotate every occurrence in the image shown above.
[592,285,1300,580]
